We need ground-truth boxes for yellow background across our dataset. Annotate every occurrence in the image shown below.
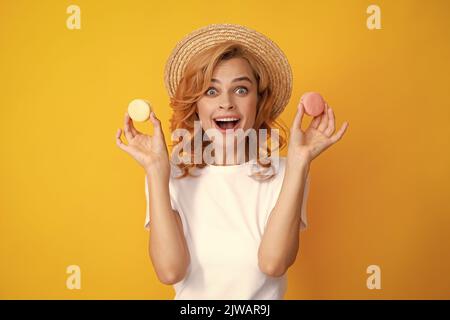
[1,0,449,299]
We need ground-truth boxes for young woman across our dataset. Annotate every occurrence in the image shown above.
[116,24,349,299]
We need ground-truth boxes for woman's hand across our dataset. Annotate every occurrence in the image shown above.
[116,111,170,176]
[288,100,349,165]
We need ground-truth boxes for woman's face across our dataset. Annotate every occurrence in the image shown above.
[195,57,258,139]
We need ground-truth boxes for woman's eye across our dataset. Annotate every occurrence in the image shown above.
[236,87,248,95]
[205,88,217,96]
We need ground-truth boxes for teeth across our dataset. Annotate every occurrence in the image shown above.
[215,118,239,122]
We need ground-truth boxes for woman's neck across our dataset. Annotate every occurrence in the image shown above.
[211,141,255,166]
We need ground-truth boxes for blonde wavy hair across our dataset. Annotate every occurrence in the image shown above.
[168,40,289,180]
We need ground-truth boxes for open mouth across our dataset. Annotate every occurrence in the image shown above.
[213,118,241,131]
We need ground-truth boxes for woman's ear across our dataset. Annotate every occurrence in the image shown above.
[195,105,200,118]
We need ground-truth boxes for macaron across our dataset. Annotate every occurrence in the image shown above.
[128,99,152,122]
[300,92,325,117]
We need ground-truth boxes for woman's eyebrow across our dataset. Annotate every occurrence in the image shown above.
[211,76,253,84]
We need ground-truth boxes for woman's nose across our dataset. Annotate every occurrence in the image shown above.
[219,104,235,110]
[219,101,235,110]
[218,93,235,110]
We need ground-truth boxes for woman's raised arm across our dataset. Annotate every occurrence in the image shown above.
[116,111,190,284]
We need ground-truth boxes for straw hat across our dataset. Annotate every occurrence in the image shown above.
[163,23,293,119]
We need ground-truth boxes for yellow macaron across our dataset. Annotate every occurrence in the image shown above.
[128,99,152,122]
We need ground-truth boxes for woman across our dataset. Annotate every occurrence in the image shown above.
[116,24,349,299]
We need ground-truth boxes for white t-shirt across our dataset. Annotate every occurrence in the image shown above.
[144,156,310,300]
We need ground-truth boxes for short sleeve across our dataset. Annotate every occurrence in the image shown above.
[264,166,310,232]
[144,175,179,230]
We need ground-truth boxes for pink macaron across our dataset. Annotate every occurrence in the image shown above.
[300,92,325,117]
